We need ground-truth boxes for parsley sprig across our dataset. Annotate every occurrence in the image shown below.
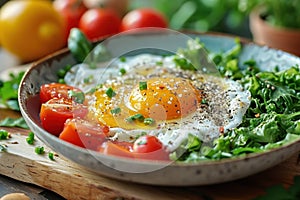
[0,71,25,111]
[0,129,9,140]
[106,87,116,98]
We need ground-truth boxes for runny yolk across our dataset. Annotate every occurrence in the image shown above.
[129,77,202,120]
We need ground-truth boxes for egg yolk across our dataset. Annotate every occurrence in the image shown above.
[129,77,201,120]
[91,77,201,128]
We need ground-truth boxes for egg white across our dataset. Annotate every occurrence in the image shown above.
[65,54,251,151]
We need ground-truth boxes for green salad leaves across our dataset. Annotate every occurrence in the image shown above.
[172,38,300,162]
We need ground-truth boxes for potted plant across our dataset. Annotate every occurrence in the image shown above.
[249,0,300,56]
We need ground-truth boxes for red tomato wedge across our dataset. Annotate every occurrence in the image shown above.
[40,83,83,104]
[100,141,134,158]
[40,98,87,136]
[59,118,109,150]
[133,135,170,160]
[133,135,163,153]
[100,137,170,161]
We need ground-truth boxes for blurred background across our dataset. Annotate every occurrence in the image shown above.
[129,0,253,38]
[0,0,299,70]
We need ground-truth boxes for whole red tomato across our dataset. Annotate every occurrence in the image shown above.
[53,0,88,40]
[79,8,121,41]
[120,8,168,31]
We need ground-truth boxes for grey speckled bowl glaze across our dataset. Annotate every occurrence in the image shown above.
[19,31,300,186]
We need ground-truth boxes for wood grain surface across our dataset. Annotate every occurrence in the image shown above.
[0,108,300,200]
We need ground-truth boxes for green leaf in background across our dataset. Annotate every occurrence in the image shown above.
[0,117,29,129]
[129,0,253,38]
[254,176,300,200]
[68,28,93,63]
[0,71,25,111]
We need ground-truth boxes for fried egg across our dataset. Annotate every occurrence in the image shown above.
[66,54,251,151]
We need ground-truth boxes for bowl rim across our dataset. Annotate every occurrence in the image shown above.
[18,30,300,168]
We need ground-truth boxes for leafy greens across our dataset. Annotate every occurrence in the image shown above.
[172,38,300,162]
[0,71,25,111]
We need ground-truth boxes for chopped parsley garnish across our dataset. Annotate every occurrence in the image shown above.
[83,75,94,84]
[68,90,85,104]
[137,138,147,145]
[126,113,145,122]
[35,146,45,155]
[201,99,208,105]
[119,68,126,75]
[26,132,35,145]
[126,114,155,125]
[48,152,55,161]
[106,87,116,98]
[144,118,155,125]
[111,107,121,115]
[135,132,147,139]
[119,57,126,62]
[0,129,9,140]
[58,79,65,84]
[86,84,103,94]
[57,64,72,82]
[156,61,163,66]
[0,144,7,152]
[139,81,147,90]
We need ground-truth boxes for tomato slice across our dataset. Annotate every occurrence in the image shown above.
[40,83,83,103]
[133,135,163,153]
[99,141,134,159]
[59,118,108,150]
[40,98,87,136]
[133,135,169,160]
[100,137,170,161]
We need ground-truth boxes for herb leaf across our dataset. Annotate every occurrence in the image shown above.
[0,71,25,111]
[0,117,29,129]
[119,68,126,75]
[139,81,147,90]
[26,132,35,145]
[144,118,155,125]
[111,107,121,115]
[68,90,85,104]
[106,87,116,98]
[48,152,55,161]
[0,144,7,152]
[0,129,9,140]
[35,146,45,155]
[126,114,145,122]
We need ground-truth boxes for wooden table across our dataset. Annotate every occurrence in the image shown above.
[0,108,300,200]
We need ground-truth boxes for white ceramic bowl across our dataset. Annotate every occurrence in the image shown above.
[18,30,300,186]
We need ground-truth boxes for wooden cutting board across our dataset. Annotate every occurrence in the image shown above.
[0,108,300,200]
